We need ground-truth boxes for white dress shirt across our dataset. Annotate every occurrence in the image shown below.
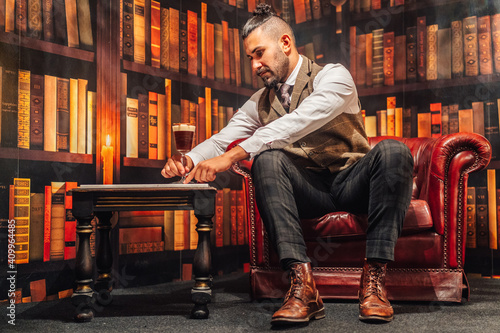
[186,57,360,166]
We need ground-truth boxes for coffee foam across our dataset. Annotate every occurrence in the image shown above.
[172,123,195,132]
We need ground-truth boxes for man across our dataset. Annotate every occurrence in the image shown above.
[162,4,413,326]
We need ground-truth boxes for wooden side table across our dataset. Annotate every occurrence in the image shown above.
[70,184,217,322]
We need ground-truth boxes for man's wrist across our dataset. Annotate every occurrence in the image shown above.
[225,145,250,164]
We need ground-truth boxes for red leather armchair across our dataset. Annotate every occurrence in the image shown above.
[229,133,491,303]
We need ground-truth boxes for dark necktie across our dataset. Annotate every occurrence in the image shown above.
[279,83,293,110]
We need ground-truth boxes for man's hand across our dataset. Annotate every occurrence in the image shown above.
[161,154,194,179]
[184,146,250,183]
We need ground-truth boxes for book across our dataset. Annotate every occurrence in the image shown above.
[417,112,431,137]
[406,26,417,83]
[466,187,476,248]
[168,7,179,72]
[159,6,169,69]
[487,169,497,250]
[463,16,479,77]
[189,210,198,250]
[376,110,387,136]
[65,0,79,48]
[458,109,473,133]
[437,28,452,80]
[493,14,500,74]
[476,186,489,248]
[4,0,15,33]
[187,10,198,76]
[134,0,146,64]
[13,178,31,264]
[214,23,223,82]
[356,34,366,86]
[29,193,44,262]
[472,101,484,136]
[442,105,449,136]
[179,11,188,73]
[53,0,67,45]
[477,15,493,75]
[395,107,403,137]
[372,29,384,87]
[165,79,172,157]
[448,104,459,134]
[485,101,500,160]
[69,78,78,153]
[236,190,245,245]
[223,188,231,246]
[42,0,54,42]
[451,20,464,78]
[229,28,236,84]
[150,0,161,68]
[16,0,28,36]
[1,68,18,147]
[164,210,174,251]
[386,97,396,136]
[50,182,66,261]
[426,24,438,81]
[157,93,166,160]
[182,263,192,281]
[43,185,51,261]
[206,22,215,80]
[43,75,57,152]
[27,0,43,39]
[383,32,394,86]
[56,77,70,152]
[77,0,93,50]
[394,35,406,82]
[201,2,207,78]
[350,26,357,83]
[230,190,237,245]
[430,103,441,138]
[18,69,31,149]
[123,0,134,61]
[64,182,77,260]
[293,0,307,24]
[215,189,223,247]
[365,115,377,137]
[417,16,426,82]
[77,78,87,154]
[222,21,231,85]
[174,210,185,250]
[138,93,148,158]
[30,279,46,302]
[233,28,242,87]
[148,91,158,160]
[86,91,96,154]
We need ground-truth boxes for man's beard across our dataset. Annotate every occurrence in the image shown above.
[258,52,290,89]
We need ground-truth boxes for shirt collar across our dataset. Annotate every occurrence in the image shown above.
[284,56,303,86]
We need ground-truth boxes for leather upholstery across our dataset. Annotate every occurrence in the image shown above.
[229,133,491,302]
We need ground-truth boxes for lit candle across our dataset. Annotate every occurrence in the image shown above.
[101,135,113,184]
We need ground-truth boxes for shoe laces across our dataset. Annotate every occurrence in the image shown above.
[364,265,384,296]
[284,266,304,303]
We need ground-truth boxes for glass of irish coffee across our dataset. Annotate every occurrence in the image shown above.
[172,123,196,182]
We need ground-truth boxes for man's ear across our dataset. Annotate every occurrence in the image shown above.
[280,34,292,54]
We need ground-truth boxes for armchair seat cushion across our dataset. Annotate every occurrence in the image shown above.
[301,199,433,241]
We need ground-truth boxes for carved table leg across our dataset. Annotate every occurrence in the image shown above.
[191,214,213,319]
[95,211,114,306]
[71,215,95,322]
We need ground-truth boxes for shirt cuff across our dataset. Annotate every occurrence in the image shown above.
[185,151,205,167]
[238,136,269,160]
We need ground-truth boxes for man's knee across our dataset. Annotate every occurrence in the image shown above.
[373,139,413,169]
[252,149,289,176]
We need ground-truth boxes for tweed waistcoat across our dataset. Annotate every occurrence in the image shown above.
[258,56,370,173]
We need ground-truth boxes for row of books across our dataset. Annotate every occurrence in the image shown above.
[363,97,500,160]
[0,67,96,153]
[2,179,88,264]
[125,83,236,160]
[3,278,73,304]
[349,0,407,13]
[1,0,94,51]
[350,14,500,87]
[123,1,259,89]
[466,170,500,250]
[117,188,248,254]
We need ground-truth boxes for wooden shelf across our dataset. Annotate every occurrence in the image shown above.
[122,60,256,97]
[350,0,464,22]
[357,74,500,97]
[0,148,93,164]
[0,31,95,62]
[123,157,166,168]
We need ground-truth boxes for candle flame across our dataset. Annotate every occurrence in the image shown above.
[106,135,111,147]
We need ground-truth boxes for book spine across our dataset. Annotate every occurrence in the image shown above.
[160,7,169,69]
[69,78,78,153]
[148,91,158,160]
[458,108,473,133]
[383,31,394,86]
[236,190,245,245]
[463,16,479,77]
[187,10,198,76]
[230,190,237,245]
[472,101,484,136]
[1,68,19,148]
[42,0,54,42]
[451,20,464,78]
[211,99,218,135]
[201,2,207,78]
[179,11,188,73]
[150,0,161,68]
[426,24,438,81]
[64,182,77,260]
[222,21,231,85]
[487,170,497,250]
[476,187,489,248]
[137,93,148,158]
[293,0,307,25]
[394,35,406,82]
[56,77,70,152]
[134,0,146,64]
[86,91,95,154]
[372,29,384,87]
[477,15,493,75]
[65,0,80,48]
[28,0,43,39]
[13,178,31,264]
[233,28,241,87]
[417,112,431,138]
[168,7,179,72]
[215,190,223,247]
[356,34,366,86]
[50,182,65,260]
[430,102,441,138]
[43,185,51,261]
[77,79,87,154]
[223,188,231,246]
[214,23,223,82]
[206,22,215,80]
[402,107,411,138]
[77,0,93,50]
[16,0,28,36]
[492,14,500,74]
[350,26,357,84]
[437,28,452,80]
[18,69,31,149]
[417,16,426,82]
[157,93,165,160]
[165,79,172,157]
[123,0,134,61]
[466,187,476,248]
[406,26,417,83]
[30,74,43,150]
[441,105,449,136]
[386,96,396,136]
[53,0,67,45]
[484,101,500,160]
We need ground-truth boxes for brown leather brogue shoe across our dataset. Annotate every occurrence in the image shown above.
[358,259,394,322]
[271,262,325,325]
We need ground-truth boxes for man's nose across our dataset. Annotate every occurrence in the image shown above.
[252,59,262,72]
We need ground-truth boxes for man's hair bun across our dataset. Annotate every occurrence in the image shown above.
[253,3,276,17]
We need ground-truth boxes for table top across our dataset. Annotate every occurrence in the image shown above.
[73,183,217,193]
